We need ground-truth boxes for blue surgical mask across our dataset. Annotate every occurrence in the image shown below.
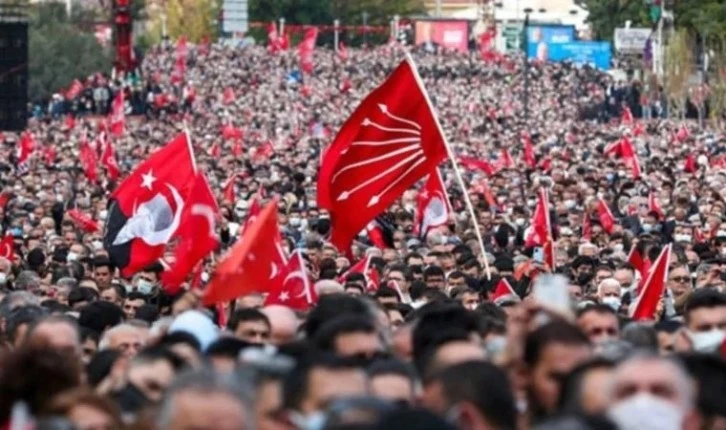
[137,279,155,295]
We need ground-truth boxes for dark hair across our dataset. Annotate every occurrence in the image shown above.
[86,349,123,387]
[134,304,159,324]
[80,327,99,345]
[654,320,682,334]
[346,272,367,284]
[228,308,271,332]
[679,353,726,421]
[621,323,659,352]
[124,292,147,303]
[133,345,186,373]
[78,301,125,334]
[524,321,590,368]
[205,337,256,360]
[368,358,417,383]
[0,346,82,422]
[433,361,518,430]
[92,257,114,271]
[683,289,726,324]
[374,286,399,301]
[448,271,466,280]
[375,408,457,430]
[344,282,365,294]
[558,358,617,414]
[576,303,618,319]
[67,287,99,308]
[404,252,424,264]
[304,294,371,339]
[313,315,376,354]
[409,280,428,301]
[5,305,47,345]
[387,264,411,280]
[423,266,445,279]
[158,331,202,352]
[282,353,363,411]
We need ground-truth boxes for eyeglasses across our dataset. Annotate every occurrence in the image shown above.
[669,276,690,284]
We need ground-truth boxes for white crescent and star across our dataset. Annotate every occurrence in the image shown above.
[141,170,156,190]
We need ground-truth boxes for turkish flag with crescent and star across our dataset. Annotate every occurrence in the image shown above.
[203,199,284,305]
[103,133,197,277]
[317,57,448,253]
[100,133,121,181]
[0,234,15,259]
[161,173,219,294]
[264,250,317,310]
[414,168,451,238]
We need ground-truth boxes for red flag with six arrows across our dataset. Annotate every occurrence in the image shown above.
[317,58,448,253]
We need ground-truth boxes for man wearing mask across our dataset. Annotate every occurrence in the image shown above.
[682,289,726,353]
[608,355,701,430]
[596,278,623,312]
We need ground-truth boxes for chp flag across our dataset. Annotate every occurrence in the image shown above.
[103,133,197,277]
[317,56,448,253]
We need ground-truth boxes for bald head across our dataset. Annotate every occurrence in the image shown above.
[261,305,299,345]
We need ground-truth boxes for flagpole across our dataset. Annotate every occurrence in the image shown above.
[404,53,492,279]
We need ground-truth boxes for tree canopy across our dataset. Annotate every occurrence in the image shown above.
[28,3,112,102]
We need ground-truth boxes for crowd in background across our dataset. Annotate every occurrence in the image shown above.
[0,41,724,430]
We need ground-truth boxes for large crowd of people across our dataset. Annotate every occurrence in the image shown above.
[0,38,724,430]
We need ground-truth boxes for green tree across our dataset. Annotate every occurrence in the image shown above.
[574,0,651,41]
[663,28,694,119]
[28,3,112,101]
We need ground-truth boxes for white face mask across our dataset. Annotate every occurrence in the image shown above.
[674,234,692,243]
[0,272,6,285]
[66,252,78,262]
[608,393,684,430]
[92,240,104,251]
[137,279,156,295]
[641,223,653,233]
[601,296,621,311]
[99,210,108,221]
[688,329,725,353]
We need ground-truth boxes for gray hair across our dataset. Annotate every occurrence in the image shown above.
[14,270,41,291]
[0,291,41,318]
[156,368,254,430]
[99,323,139,350]
[608,353,695,409]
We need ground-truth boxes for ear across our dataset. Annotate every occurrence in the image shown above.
[457,402,486,430]
[683,409,702,430]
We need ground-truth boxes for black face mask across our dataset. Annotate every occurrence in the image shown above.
[576,272,594,286]
[317,218,330,235]
[113,382,151,413]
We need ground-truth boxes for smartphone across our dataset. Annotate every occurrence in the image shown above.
[533,247,545,264]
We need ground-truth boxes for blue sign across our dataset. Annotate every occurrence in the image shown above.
[548,41,612,70]
[526,25,575,58]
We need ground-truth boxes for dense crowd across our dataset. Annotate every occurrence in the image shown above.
[0,39,724,430]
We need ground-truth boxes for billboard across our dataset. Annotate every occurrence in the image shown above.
[526,25,576,61]
[614,28,651,54]
[547,41,612,70]
[415,21,469,52]
[223,0,248,33]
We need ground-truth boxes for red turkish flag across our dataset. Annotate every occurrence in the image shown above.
[525,189,556,269]
[210,143,221,158]
[239,198,261,237]
[414,169,451,237]
[619,137,641,179]
[317,58,448,252]
[648,192,664,220]
[459,156,496,176]
[338,42,349,61]
[254,141,274,161]
[65,115,76,130]
[299,27,318,74]
[67,209,100,233]
[199,35,210,56]
[264,250,317,310]
[597,198,616,234]
[621,106,634,125]
[627,247,650,281]
[491,278,519,305]
[100,134,121,181]
[582,213,592,241]
[203,199,283,305]
[222,87,236,105]
[498,148,514,170]
[79,137,99,183]
[43,144,56,166]
[222,124,244,140]
[631,245,671,321]
[0,234,14,259]
[232,140,244,158]
[340,254,379,291]
[108,91,125,136]
[633,122,645,137]
[523,133,536,169]
[366,222,388,249]
[267,22,280,53]
[161,173,220,294]
[684,153,697,173]
[17,131,35,165]
[103,133,197,277]
[222,175,237,204]
[65,79,84,100]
